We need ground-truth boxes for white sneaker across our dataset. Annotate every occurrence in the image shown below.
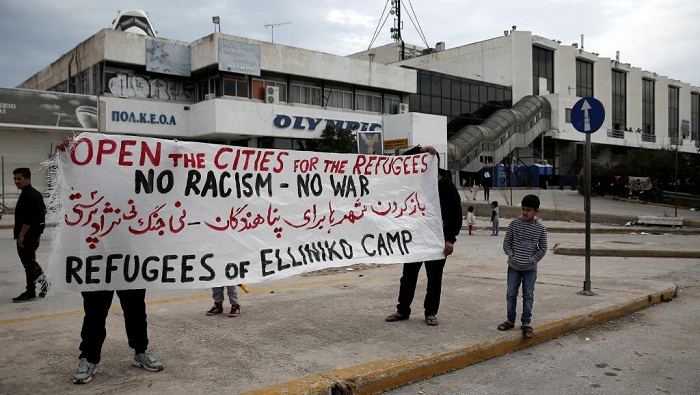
[132,350,164,372]
[72,358,97,384]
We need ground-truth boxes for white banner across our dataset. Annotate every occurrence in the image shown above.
[48,133,445,291]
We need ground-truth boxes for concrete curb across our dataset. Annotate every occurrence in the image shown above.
[554,244,700,258]
[240,284,678,395]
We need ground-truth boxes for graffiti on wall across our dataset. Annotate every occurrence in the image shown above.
[107,73,194,102]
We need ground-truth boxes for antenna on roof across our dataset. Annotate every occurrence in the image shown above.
[264,22,291,43]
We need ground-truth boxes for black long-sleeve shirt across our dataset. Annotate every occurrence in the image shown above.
[14,185,46,239]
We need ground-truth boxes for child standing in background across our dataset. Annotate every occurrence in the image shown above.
[206,284,248,317]
[466,206,476,235]
[498,194,548,339]
[490,201,500,236]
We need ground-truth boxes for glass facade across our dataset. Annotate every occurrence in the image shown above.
[532,46,554,95]
[407,70,512,138]
[611,70,626,131]
[692,93,699,141]
[576,59,594,98]
[642,78,655,136]
[668,86,679,139]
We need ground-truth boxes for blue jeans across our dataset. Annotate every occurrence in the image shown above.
[506,266,537,325]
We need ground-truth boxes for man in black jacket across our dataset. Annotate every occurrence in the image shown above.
[385,146,463,326]
[12,168,47,302]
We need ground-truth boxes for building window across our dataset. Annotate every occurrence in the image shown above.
[692,93,699,141]
[252,79,287,102]
[323,84,353,110]
[92,63,104,95]
[223,75,249,98]
[355,90,382,112]
[383,94,401,114]
[209,75,221,97]
[668,86,680,139]
[532,46,554,95]
[642,78,655,135]
[611,70,626,131]
[290,80,322,106]
[576,59,594,98]
[409,70,512,137]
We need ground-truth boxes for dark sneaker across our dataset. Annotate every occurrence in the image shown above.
[72,358,97,384]
[36,276,49,298]
[206,303,224,316]
[12,292,36,303]
[132,350,164,372]
[228,305,240,317]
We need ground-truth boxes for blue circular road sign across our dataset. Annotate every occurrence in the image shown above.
[571,97,605,134]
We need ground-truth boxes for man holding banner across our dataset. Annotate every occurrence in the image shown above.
[385,146,463,326]
[55,139,164,385]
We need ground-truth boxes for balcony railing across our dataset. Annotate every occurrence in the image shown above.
[606,128,625,139]
[669,137,683,147]
[641,133,656,143]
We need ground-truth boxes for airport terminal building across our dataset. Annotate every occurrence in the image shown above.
[1,10,698,193]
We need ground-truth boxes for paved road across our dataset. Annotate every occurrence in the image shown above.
[463,188,700,221]
[388,264,700,395]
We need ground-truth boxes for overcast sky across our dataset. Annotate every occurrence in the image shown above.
[1,0,698,88]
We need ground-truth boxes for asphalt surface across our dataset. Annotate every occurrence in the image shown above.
[0,187,698,394]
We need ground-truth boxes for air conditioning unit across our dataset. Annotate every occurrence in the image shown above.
[399,103,409,113]
[204,93,216,101]
[266,86,280,104]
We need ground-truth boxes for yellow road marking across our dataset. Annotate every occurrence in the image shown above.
[0,277,360,326]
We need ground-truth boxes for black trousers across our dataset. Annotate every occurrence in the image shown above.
[396,259,446,317]
[79,289,149,364]
[16,235,43,295]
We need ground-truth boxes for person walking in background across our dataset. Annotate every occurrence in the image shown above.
[11,167,47,302]
[471,182,481,201]
[385,145,463,327]
[206,285,242,317]
[482,170,492,201]
[466,206,476,235]
[490,201,500,236]
[497,194,548,339]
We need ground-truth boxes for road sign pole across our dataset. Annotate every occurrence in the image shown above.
[580,133,594,295]
[571,97,604,297]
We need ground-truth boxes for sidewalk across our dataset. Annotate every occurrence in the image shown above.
[0,190,696,394]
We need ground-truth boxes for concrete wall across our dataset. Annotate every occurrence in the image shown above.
[21,30,417,96]
[382,112,447,157]
[190,34,417,93]
[396,35,515,86]
[511,32,533,100]
[0,128,69,194]
[627,67,643,131]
